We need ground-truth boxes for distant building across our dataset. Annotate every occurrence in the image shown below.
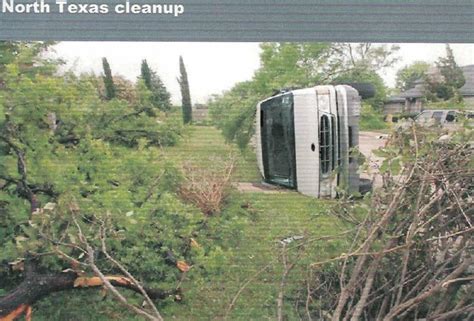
[193,104,209,122]
[384,65,474,115]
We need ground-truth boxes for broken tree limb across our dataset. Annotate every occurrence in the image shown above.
[74,215,165,321]
[0,267,176,320]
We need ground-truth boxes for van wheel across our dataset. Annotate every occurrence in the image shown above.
[359,178,372,194]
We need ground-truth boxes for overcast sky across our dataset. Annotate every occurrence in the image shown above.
[52,42,474,104]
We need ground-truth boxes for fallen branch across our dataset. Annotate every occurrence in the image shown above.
[302,125,473,320]
[223,263,272,320]
[0,268,174,320]
[277,243,303,321]
[74,215,165,321]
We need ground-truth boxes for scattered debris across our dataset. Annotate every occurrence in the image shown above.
[278,235,304,245]
[176,261,191,272]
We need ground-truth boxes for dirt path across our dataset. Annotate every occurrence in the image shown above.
[235,182,288,193]
[359,131,387,187]
[359,131,387,161]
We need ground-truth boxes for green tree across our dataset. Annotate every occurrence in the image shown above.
[326,43,399,110]
[426,44,465,101]
[208,81,259,148]
[102,57,116,100]
[209,42,398,148]
[140,59,171,111]
[0,41,20,74]
[254,42,331,92]
[0,41,59,86]
[333,69,387,110]
[178,56,192,124]
[437,44,465,89]
[141,58,153,89]
[395,61,430,92]
[325,43,400,78]
[0,43,200,319]
[209,43,332,148]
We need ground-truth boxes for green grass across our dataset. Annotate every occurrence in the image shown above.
[158,126,348,320]
[34,125,348,321]
[159,125,261,182]
[167,194,347,320]
[360,104,388,132]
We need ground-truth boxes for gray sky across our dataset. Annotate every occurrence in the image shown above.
[52,42,474,104]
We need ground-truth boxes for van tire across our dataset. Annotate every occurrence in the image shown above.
[359,178,372,194]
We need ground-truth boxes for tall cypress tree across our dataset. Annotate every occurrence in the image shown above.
[102,57,116,100]
[140,59,171,111]
[140,59,153,90]
[178,56,192,124]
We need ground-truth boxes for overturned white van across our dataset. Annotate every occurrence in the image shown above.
[256,85,361,198]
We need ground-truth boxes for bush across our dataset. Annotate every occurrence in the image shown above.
[177,155,236,215]
[360,103,388,131]
[386,112,419,123]
[0,50,190,319]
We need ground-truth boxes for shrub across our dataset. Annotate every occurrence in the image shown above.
[177,155,236,215]
[360,103,388,131]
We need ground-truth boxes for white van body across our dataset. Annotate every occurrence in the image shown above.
[256,85,361,198]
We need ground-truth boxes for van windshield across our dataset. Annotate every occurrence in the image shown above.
[260,94,297,188]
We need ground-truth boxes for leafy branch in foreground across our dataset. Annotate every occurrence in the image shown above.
[0,43,196,320]
[0,210,179,321]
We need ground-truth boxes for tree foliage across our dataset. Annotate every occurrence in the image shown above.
[102,57,116,100]
[209,43,398,148]
[325,43,400,79]
[0,42,217,319]
[254,43,331,91]
[395,61,430,92]
[178,56,192,124]
[140,59,172,111]
[111,75,138,104]
[426,45,466,102]
[333,68,387,110]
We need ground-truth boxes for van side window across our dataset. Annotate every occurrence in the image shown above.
[446,111,456,122]
[416,111,431,122]
[432,111,443,123]
[320,115,330,175]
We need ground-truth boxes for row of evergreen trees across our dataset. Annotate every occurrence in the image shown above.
[101,56,192,124]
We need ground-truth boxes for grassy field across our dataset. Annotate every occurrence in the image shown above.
[34,125,349,321]
[158,125,261,182]
[158,126,348,320]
